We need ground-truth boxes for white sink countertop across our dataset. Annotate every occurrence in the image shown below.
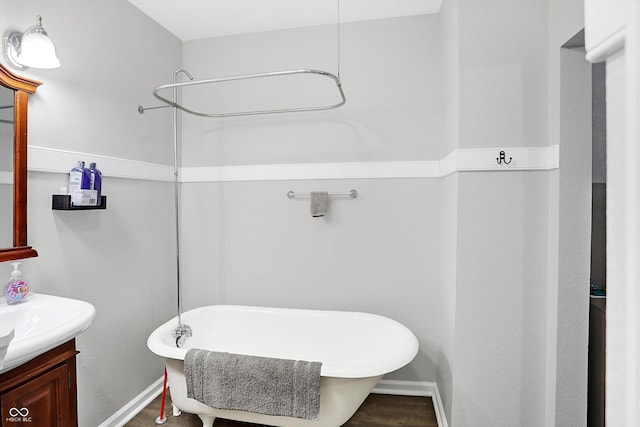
[0,293,96,374]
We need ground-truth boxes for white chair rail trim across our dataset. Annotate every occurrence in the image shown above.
[27,145,559,183]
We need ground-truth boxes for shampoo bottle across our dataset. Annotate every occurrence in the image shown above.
[89,162,102,204]
[4,262,28,304]
[68,161,91,192]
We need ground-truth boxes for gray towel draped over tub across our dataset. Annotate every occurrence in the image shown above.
[184,349,322,420]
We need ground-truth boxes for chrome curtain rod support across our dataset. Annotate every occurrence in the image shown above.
[152,68,346,118]
[287,189,358,199]
[170,69,194,348]
[137,104,171,114]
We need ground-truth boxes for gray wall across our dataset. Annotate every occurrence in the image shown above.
[451,1,552,425]
[181,15,443,166]
[440,0,587,425]
[549,2,592,426]
[453,172,551,427]
[179,15,446,383]
[0,1,181,425]
[180,5,587,427]
[436,0,458,420]
[554,46,592,427]
[181,178,448,383]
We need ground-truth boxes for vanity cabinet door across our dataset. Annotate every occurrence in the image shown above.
[0,340,78,427]
[1,364,70,426]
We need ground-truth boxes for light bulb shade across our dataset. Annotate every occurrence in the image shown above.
[17,31,60,69]
[2,16,60,70]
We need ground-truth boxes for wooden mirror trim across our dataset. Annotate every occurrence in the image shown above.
[0,64,41,262]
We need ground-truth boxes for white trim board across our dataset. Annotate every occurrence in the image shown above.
[180,160,439,182]
[584,26,625,63]
[103,378,448,427]
[27,146,173,182]
[440,145,559,176]
[28,145,559,183]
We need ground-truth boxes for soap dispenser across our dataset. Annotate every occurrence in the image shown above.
[4,262,28,304]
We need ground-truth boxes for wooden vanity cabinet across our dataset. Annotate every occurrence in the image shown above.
[0,340,78,427]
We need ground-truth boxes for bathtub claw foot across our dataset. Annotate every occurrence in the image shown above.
[172,404,181,417]
[198,414,215,427]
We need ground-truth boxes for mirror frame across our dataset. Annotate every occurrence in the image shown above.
[0,64,41,262]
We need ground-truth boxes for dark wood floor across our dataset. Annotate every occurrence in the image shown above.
[125,390,438,427]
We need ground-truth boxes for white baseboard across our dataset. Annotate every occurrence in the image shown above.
[373,379,449,427]
[102,378,447,427]
[97,377,164,427]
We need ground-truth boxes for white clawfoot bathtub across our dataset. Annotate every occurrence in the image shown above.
[147,305,419,427]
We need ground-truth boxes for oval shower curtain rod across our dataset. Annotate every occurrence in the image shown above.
[150,68,346,118]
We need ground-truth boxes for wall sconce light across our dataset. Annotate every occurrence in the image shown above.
[3,15,60,70]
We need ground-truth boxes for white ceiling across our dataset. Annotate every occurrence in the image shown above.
[127,0,442,41]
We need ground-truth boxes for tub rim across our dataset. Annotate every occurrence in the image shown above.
[147,304,419,378]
